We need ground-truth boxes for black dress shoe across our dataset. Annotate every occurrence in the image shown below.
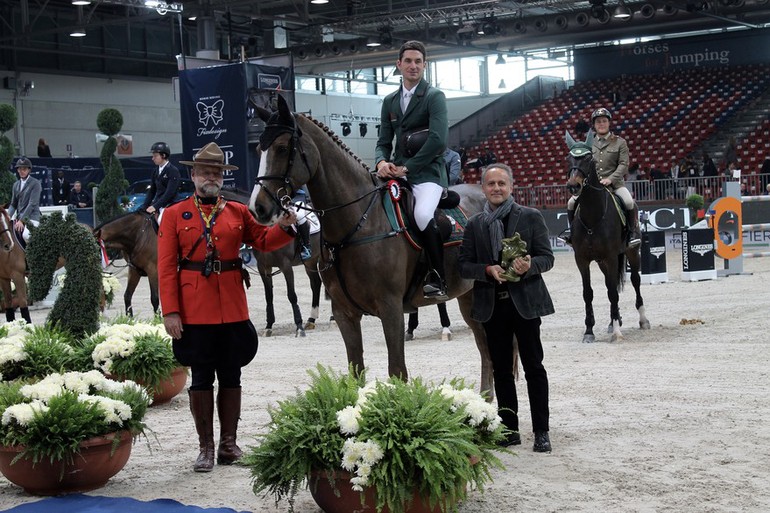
[497,431,521,447]
[533,431,551,453]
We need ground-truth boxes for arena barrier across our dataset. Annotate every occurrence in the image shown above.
[707,181,770,276]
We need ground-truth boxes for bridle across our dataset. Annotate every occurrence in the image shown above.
[0,210,15,252]
[568,153,610,235]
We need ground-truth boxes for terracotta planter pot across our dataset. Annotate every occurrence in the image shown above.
[106,366,188,406]
[0,431,133,496]
[147,366,188,406]
[308,470,453,513]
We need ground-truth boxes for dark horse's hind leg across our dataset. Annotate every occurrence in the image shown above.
[282,267,306,337]
[124,268,141,317]
[304,270,322,330]
[626,247,651,330]
[577,260,596,343]
[598,258,623,342]
[259,269,276,336]
[405,312,418,341]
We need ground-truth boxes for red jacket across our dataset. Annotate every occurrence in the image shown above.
[158,196,293,324]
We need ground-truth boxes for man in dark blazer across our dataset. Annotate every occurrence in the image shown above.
[141,141,181,221]
[51,169,70,206]
[7,157,42,243]
[458,162,555,453]
[375,40,449,299]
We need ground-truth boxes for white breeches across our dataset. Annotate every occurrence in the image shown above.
[18,219,39,242]
[411,182,444,231]
[568,185,635,211]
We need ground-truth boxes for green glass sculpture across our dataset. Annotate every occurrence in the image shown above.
[500,233,528,282]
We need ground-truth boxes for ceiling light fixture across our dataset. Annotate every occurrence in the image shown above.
[614,0,633,19]
[71,0,91,5]
[365,37,381,47]
[310,0,330,4]
[70,27,87,37]
[495,53,506,65]
[498,79,506,89]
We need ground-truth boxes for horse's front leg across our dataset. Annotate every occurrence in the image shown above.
[457,292,494,400]
[283,267,305,337]
[577,260,596,343]
[147,267,160,314]
[626,248,650,330]
[380,302,407,381]
[258,268,276,336]
[331,301,365,376]
[123,267,141,316]
[1,279,13,322]
[599,259,623,343]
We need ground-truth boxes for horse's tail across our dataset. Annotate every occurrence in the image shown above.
[617,252,626,292]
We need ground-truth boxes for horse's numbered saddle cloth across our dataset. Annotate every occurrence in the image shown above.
[381,181,470,249]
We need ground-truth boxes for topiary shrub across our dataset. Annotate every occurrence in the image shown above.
[686,193,705,225]
[95,108,129,223]
[0,103,18,205]
[27,212,102,337]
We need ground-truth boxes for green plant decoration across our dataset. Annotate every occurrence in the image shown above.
[686,193,705,224]
[0,103,18,206]
[26,212,102,337]
[95,108,128,224]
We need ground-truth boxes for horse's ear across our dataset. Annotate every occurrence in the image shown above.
[585,131,594,147]
[276,94,293,120]
[248,97,273,123]
[565,130,576,149]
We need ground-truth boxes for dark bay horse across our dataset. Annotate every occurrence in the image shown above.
[565,132,650,343]
[221,188,325,337]
[93,211,159,316]
[248,95,493,396]
[0,206,30,323]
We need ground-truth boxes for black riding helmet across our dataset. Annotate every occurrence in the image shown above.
[591,107,612,125]
[150,141,171,159]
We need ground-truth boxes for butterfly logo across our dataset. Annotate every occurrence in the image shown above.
[196,100,225,127]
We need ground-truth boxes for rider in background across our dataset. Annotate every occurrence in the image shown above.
[561,108,641,248]
[375,40,449,299]
[142,142,181,222]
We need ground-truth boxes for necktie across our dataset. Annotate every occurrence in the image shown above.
[401,91,412,113]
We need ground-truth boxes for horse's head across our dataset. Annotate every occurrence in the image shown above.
[0,206,14,252]
[248,95,315,225]
[565,130,596,197]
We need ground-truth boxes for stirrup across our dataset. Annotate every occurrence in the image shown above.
[627,237,641,249]
[558,230,572,246]
[423,283,448,299]
[300,245,311,260]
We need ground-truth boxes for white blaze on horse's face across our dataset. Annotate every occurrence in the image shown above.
[0,212,13,252]
[249,147,282,225]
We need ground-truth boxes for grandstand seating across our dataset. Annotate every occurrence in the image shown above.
[463,64,770,207]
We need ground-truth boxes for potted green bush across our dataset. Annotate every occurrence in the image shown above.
[686,193,705,226]
[0,369,150,495]
[243,365,507,513]
[85,320,187,405]
[0,321,80,382]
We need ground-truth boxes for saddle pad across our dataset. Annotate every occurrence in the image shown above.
[382,190,470,249]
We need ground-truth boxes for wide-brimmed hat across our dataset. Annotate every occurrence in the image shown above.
[15,157,32,169]
[179,142,239,170]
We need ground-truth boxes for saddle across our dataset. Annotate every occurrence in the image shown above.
[381,179,470,312]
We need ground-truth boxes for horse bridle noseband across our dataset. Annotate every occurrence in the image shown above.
[569,155,610,235]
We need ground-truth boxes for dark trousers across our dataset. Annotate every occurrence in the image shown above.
[482,296,549,433]
[190,365,241,391]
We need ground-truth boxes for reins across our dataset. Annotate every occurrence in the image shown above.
[571,158,611,237]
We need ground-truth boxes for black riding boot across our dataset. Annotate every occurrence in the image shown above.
[20,307,31,324]
[420,220,447,299]
[559,209,575,246]
[189,389,215,472]
[626,205,641,249]
[297,221,311,260]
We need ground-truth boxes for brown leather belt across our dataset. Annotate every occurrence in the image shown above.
[179,259,242,274]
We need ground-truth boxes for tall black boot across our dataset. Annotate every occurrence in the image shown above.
[20,307,31,324]
[296,221,311,260]
[559,209,575,246]
[420,220,447,299]
[5,308,15,322]
[626,205,641,249]
[189,389,215,472]
[217,387,243,465]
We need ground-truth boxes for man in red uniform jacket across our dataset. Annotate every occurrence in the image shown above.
[158,142,296,473]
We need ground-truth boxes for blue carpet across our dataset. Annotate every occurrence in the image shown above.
[1,494,250,513]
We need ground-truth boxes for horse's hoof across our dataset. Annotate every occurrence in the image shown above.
[405,331,414,341]
[582,334,595,343]
[329,319,337,329]
[441,328,452,341]
[304,321,316,330]
[297,328,306,338]
[610,333,623,343]
[261,328,273,337]
[606,323,613,334]
[640,320,651,330]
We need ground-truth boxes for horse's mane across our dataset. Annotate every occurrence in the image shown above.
[93,210,148,231]
[301,114,371,172]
